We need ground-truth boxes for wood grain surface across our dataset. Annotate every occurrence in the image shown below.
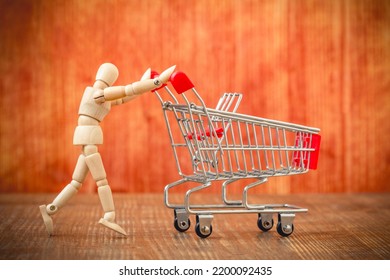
[0,0,389,194]
[0,193,389,260]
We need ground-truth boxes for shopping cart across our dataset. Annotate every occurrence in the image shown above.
[151,70,321,238]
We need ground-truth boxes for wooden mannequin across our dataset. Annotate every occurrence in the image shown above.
[39,63,175,236]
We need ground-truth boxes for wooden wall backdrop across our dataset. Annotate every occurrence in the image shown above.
[0,0,389,194]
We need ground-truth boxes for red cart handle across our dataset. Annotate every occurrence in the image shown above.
[170,71,194,94]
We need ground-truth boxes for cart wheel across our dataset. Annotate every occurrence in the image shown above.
[173,209,191,232]
[195,222,213,238]
[276,221,294,237]
[257,215,274,232]
[174,217,191,232]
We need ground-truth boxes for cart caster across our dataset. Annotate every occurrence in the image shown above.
[257,213,274,232]
[276,213,295,237]
[173,209,190,232]
[195,214,213,238]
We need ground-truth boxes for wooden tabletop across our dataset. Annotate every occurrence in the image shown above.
[0,193,389,260]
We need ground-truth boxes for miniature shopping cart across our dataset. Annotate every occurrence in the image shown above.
[152,70,321,238]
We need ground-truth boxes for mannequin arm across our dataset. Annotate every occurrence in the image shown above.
[110,95,138,106]
[93,65,175,104]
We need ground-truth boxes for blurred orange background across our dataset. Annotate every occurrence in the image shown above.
[0,0,389,194]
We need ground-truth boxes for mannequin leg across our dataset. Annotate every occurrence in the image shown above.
[83,145,127,236]
[39,153,88,236]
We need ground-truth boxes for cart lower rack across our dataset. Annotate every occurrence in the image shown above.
[151,70,321,238]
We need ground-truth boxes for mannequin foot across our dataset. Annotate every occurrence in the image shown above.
[99,218,127,236]
[39,205,53,236]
